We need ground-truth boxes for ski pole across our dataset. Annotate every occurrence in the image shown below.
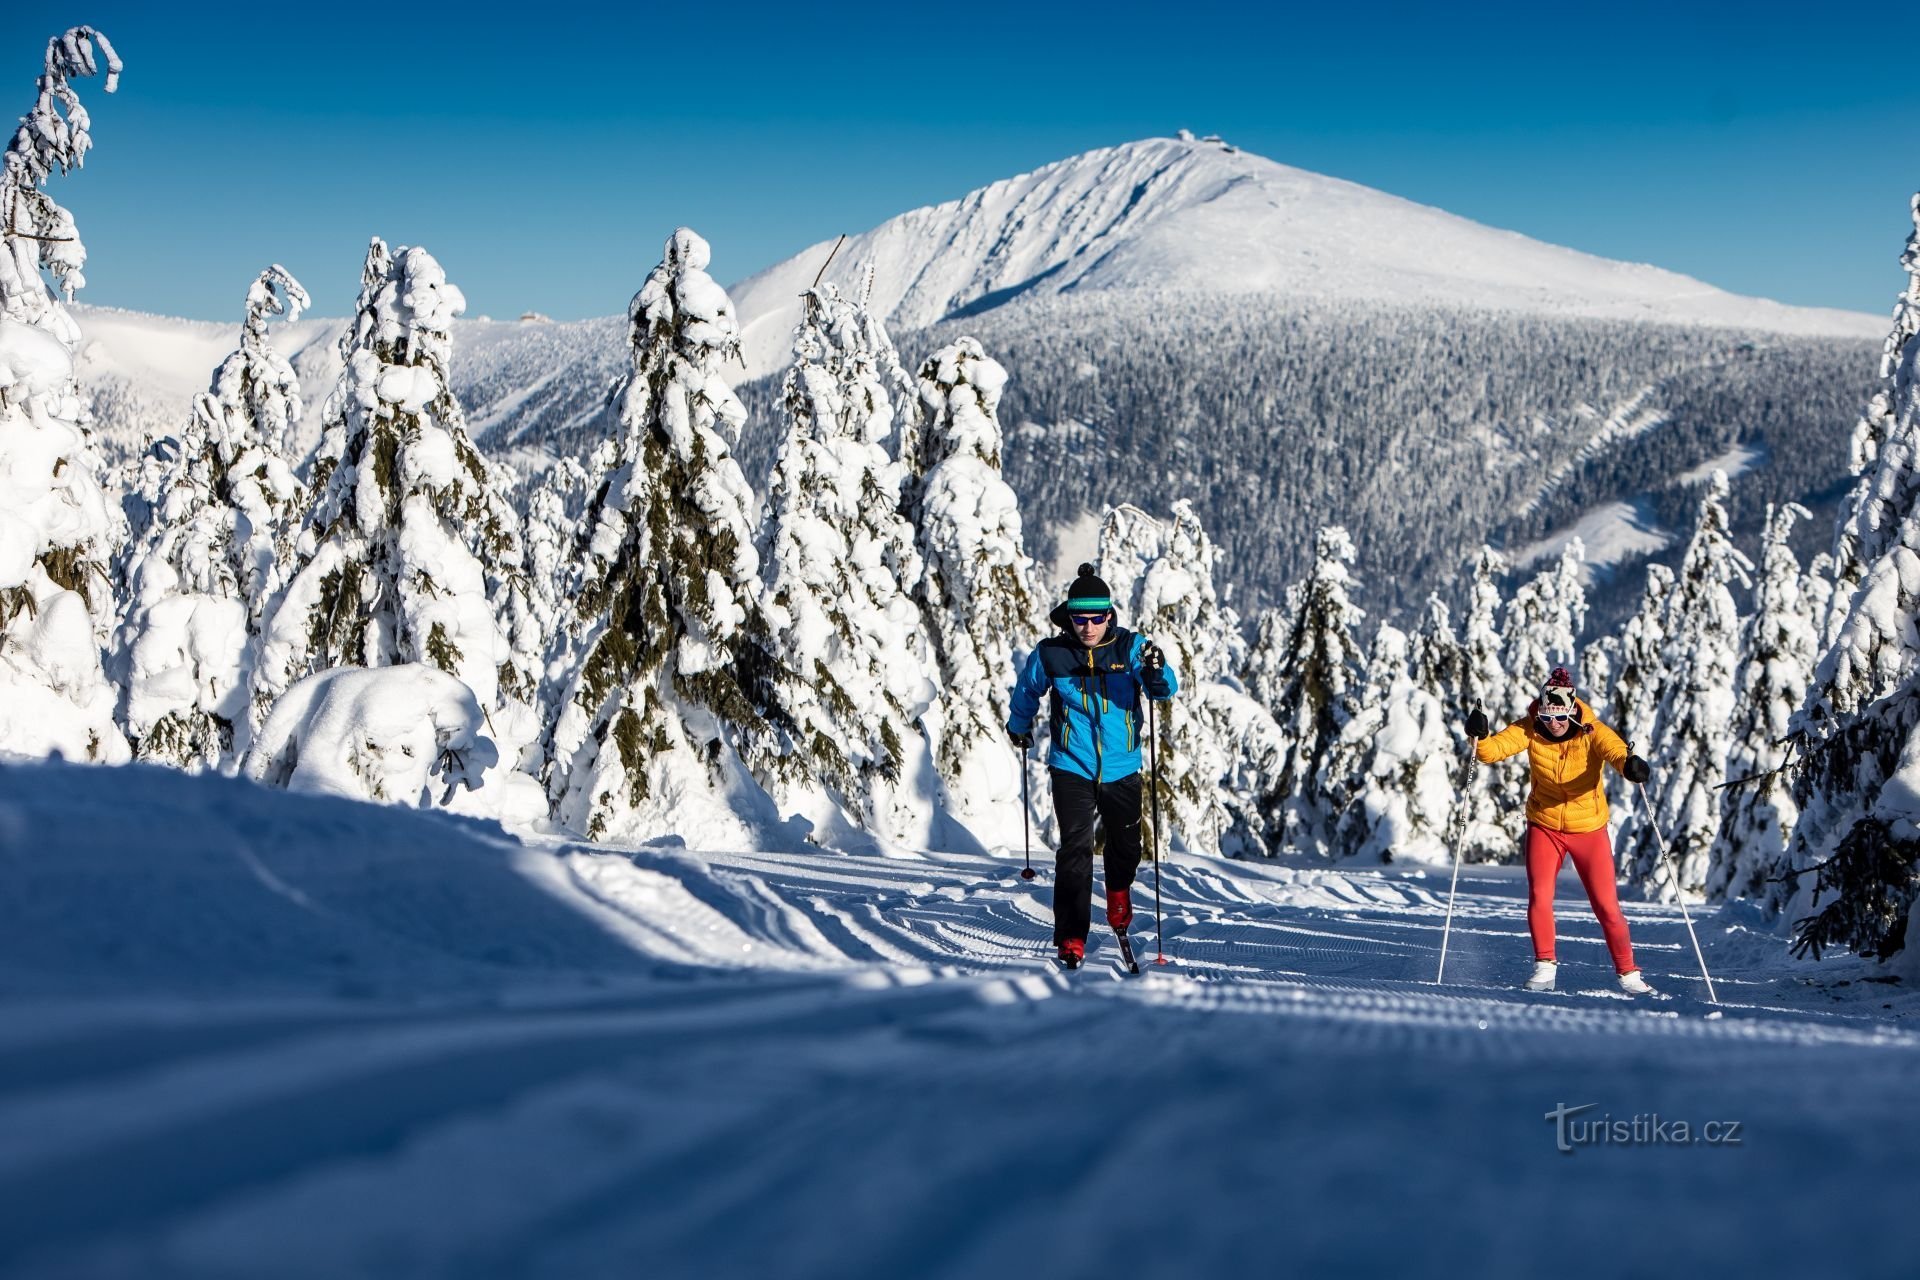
[1149,692,1168,965]
[1634,780,1720,1005]
[1435,709,1481,985]
[1019,739,1036,880]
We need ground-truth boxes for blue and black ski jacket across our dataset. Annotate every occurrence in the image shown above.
[1007,624,1178,783]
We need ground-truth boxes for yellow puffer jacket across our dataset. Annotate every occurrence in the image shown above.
[1475,698,1630,834]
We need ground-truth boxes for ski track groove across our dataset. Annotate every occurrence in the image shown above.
[0,975,1027,1274]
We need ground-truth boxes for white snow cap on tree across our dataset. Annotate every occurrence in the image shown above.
[754,282,940,846]
[1705,501,1815,905]
[0,26,119,337]
[1504,538,1587,696]
[904,335,1039,831]
[258,239,525,724]
[246,664,495,807]
[0,27,126,764]
[1626,471,1752,898]
[115,266,309,769]
[547,228,781,845]
[1608,562,1675,760]
[1328,625,1457,863]
[1814,194,1920,723]
[1782,193,1920,968]
[1098,499,1281,857]
[1246,525,1366,856]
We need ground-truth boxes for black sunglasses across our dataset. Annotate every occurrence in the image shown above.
[1069,612,1108,627]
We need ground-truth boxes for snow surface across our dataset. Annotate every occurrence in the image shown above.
[731,135,1885,381]
[0,759,1913,1278]
[1515,500,1672,580]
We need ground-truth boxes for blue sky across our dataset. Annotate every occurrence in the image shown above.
[6,1,1915,323]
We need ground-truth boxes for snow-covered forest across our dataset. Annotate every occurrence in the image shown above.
[2,25,1918,971]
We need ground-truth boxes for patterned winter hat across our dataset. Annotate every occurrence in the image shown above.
[1064,563,1113,612]
[1537,667,1578,718]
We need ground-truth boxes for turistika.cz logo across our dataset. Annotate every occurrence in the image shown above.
[1545,1102,1744,1154]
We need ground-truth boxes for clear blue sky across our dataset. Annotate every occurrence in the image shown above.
[6,1,1915,323]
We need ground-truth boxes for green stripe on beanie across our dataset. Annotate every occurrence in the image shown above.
[1064,563,1113,613]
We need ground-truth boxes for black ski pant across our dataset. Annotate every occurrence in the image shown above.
[1049,769,1143,944]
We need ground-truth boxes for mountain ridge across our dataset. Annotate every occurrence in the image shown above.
[728,134,1882,380]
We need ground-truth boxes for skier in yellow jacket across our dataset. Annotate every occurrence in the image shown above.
[1468,667,1655,995]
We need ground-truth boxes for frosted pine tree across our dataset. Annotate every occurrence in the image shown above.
[1608,563,1675,757]
[547,229,782,843]
[1785,194,1920,964]
[258,240,528,722]
[1247,526,1365,856]
[1409,594,1464,706]
[1704,502,1815,905]
[1456,547,1513,857]
[1098,500,1282,857]
[1327,625,1455,862]
[0,27,128,762]
[902,336,1040,829]
[518,449,596,729]
[116,266,309,766]
[754,283,938,842]
[850,262,923,476]
[1461,546,1510,717]
[1503,539,1587,694]
[1623,471,1752,897]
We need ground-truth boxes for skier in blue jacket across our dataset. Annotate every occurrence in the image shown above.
[1007,563,1178,968]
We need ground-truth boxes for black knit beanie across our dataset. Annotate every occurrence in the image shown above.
[1064,563,1113,612]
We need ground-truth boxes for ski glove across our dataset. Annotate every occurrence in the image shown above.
[1623,754,1651,784]
[1465,708,1489,739]
[1008,729,1034,751]
[1140,642,1166,673]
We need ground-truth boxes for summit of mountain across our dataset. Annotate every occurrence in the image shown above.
[729,133,1880,381]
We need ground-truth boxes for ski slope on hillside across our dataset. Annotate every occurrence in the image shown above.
[0,760,1912,1278]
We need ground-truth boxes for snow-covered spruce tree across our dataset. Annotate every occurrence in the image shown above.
[518,448,597,726]
[1784,194,1920,964]
[1098,499,1283,857]
[1461,546,1510,717]
[0,27,127,763]
[548,228,784,842]
[1607,562,1675,759]
[1409,594,1464,708]
[1455,546,1513,858]
[257,240,531,725]
[901,335,1040,824]
[116,266,309,767]
[1327,625,1455,862]
[1704,502,1816,905]
[1503,538,1587,695]
[850,261,923,477]
[1246,526,1365,856]
[1623,471,1752,898]
[754,283,937,842]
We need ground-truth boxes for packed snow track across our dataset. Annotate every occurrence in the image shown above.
[0,762,1911,1278]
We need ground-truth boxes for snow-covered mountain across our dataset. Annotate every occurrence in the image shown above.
[731,133,1880,381]
[69,134,1884,623]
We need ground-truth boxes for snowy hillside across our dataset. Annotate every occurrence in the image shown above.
[731,134,1882,381]
[0,758,1914,1277]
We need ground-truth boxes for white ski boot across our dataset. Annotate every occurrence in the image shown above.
[1525,960,1558,992]
[1617,970,1654,996]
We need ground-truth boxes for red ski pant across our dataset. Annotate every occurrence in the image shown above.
[1525,824,1636,974]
